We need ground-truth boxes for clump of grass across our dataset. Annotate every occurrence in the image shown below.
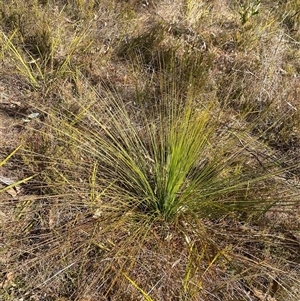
[1,1,300,301]
[0,0,96,91]
[2,63,298,300]
[235,0,261,25]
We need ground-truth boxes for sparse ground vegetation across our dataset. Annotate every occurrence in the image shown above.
[0,1,300,300]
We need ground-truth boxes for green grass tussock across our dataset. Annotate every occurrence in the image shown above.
[0,1,300,300]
